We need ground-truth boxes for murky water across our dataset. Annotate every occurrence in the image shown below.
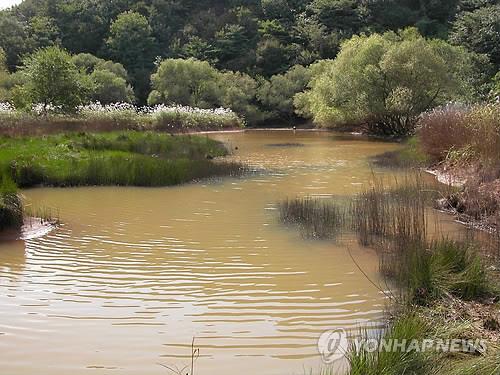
[0,131,466,375]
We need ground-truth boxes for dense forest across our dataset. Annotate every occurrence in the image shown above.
[0,0,499,130]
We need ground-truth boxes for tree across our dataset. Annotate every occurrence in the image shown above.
[449,5,500,69]
[28,16,60,49]
[256,37,293,76]
[261,0,293,21]
[14,46,92,113]
[306,0,362,33]
[257,65,311,120]
[106,11,157,103]
[71,52,134,103]
[0,48,12,101]
[0,12,30,70]
[218,71,264,124]
[148,58,221,108]
[72,53,129,80]
[90,69,134,104]
[295,29,484,136]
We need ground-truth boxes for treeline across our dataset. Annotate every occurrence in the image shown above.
[1,0,498,99]
[0,0,499,132]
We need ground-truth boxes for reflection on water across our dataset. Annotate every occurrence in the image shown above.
[0,131,468,375]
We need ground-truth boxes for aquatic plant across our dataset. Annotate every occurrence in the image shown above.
[381,239,492,305]
[278,197,346,239]
[350,176,432,247]
[0,173,23,230]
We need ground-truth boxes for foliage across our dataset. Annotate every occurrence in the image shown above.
[257,64,311,120]
[296,29,487,136]
[89,69,134,104]
[106,11,157,103]
[149,58,266,124]
[0,0,495,103]
[0,173,23,230]
[14,46,92,113]
[493,71,500,100]
[71,53,134,103]
[218,71,264,125]
[149,58,220,108]
[0,11,29,70]
[450,5,500,69]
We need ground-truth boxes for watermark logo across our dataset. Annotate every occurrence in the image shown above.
[317,328,487,363]
[317,328,349,363]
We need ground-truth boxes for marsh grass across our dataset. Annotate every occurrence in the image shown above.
[283,175,499,375]
[0,174,23,230]
[24,205,60,225]
[348,313,431,375]
[350,176,436,247]
[381,239,492,305]
[0,131,246,188]
[0,103,243,137]
[278,197,347,239]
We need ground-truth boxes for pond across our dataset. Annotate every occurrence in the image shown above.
[0,130,466,375]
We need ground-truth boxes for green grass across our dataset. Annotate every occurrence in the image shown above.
[0,173,23,230]
[348,313,431,375]
[382,239,493,305]
[0,131,246,187]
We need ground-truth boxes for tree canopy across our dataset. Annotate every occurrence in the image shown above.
[295,29,489,135]
[14,46,92,113]
[0,0,497,106]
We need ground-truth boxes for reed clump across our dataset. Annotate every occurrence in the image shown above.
[348,313,430,375]
[381,239,492,305]
[350,176,436,247]
[278,197,346,239]
[280,176,500,375]
[0,174,23,230]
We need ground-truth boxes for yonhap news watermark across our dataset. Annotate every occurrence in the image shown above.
[317,328,487,364]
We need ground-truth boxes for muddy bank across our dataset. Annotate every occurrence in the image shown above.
[427,163,500,234]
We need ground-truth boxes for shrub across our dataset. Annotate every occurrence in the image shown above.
[417,103,472,162]
[418,102,500,164]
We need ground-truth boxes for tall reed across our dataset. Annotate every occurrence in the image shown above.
[278,197,346,239]
[350,176,431,247]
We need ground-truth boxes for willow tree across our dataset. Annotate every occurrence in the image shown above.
[14,46,92,113]
[295,28,489,136]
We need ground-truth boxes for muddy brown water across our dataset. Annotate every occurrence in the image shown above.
[0,131,468,375]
